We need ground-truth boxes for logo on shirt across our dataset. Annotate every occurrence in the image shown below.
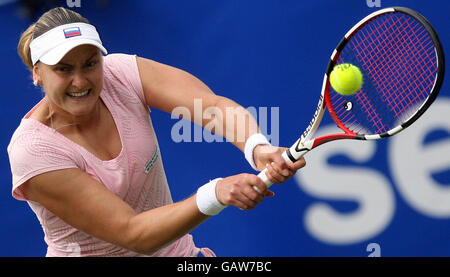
[145,145,159,174]
[64,27,82,38]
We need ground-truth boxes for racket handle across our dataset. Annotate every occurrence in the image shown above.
[254,145,310,191]
[257,168,272,188]
[255,149,293,188]
[286,138,312,162]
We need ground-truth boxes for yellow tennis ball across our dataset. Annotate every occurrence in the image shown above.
[329,63,363,95]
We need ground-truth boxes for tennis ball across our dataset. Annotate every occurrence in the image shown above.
[329,63,363,95]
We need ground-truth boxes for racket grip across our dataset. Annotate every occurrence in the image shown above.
[257,168,272,188]
[254,147,309,191]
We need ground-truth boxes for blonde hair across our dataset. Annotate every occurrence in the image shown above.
[17,7,90,70]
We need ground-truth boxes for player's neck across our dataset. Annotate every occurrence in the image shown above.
[45,98,102,133]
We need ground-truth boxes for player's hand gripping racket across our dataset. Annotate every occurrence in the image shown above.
[257,7,445,188]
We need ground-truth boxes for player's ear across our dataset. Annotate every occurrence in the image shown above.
[32,64,41,86]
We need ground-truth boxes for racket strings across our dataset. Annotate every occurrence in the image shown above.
[361,14,434,124]
[372,14,436,121]
[360,15,425,124]
[328,12,438,135]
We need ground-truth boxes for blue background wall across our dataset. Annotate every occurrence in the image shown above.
[0,0,449,256]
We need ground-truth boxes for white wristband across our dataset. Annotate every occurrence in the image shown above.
[196,178,227,216]
[244,133,271,171]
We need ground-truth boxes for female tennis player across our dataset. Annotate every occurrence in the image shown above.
[7,7,306,257]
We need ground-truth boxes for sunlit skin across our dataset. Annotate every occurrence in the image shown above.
[32,45,104,130]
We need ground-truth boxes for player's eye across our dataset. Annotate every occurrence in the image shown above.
[55,66,71,72]
[86,61,97,67]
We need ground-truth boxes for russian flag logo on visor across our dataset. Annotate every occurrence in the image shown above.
[64,27,81,38]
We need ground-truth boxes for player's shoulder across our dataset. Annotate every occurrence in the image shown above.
[7,111,73,160]
[27,101,50,127]
[8,118,49,154]
[103,53,138,71]
[102,53,140,88]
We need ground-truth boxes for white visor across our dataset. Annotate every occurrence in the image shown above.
[30,22,108,66]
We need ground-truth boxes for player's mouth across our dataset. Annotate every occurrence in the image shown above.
[66,89,91,98]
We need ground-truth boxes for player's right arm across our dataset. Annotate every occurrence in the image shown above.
[22,168,272,254]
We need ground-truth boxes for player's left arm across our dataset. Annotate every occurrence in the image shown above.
[136,57,305,182]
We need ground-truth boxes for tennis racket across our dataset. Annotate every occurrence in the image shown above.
[257,6,445,187]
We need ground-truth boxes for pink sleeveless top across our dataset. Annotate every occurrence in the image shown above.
[7,54,214,257]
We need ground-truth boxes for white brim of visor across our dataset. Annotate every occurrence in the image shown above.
[30,22,108,66]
